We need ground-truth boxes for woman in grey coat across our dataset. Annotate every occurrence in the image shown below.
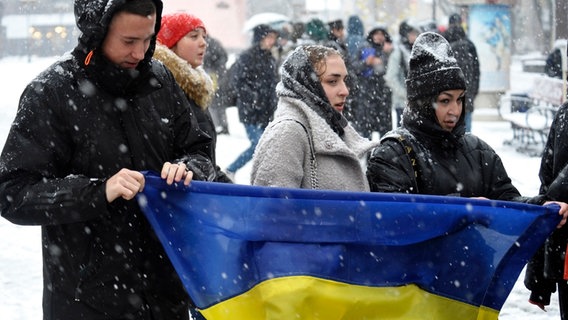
[251,45,379,191]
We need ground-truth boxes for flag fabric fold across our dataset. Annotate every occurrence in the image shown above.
[138,172,559,320]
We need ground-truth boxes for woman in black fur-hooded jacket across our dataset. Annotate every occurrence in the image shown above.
[154,12,232,183]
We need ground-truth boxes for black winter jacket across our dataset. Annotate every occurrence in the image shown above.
[367,99,526,201]
[232,45,278,127]
[0,0,214,319]
[525,102,568,306]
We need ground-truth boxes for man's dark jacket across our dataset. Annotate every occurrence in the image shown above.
[231,44,278,127]
[525,102,568,307]
[0,0,214,319]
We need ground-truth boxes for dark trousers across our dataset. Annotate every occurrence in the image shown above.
[559,280,568,319]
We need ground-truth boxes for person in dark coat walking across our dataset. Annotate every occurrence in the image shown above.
[155,12,232,184]
[544,39,567,79]
[525,101,568,318]
[367,32,568,217]
[225,24,279,179]
[325,19,348,57]
[352,26,393,138]
[384,20,420,128]
[346,15,365,60]
[203,36,230,134]
[0,1,215,319]
[443,13,480,133]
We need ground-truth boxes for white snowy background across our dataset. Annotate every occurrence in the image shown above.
[0,55,561,319]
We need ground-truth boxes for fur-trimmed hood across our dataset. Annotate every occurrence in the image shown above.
[153,43,214,109]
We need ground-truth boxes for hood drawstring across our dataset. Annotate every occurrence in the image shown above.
[84,50,94,66]
[564,243,568,280]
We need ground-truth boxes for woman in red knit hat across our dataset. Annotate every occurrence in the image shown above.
[154,13,233,184]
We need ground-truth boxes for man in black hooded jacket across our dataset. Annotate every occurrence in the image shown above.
[525,101,568,318]
[0,0,215,319]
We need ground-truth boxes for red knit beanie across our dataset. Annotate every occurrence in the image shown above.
[158,13,207,48]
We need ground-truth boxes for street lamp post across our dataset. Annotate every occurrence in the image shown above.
[20,0,37,63]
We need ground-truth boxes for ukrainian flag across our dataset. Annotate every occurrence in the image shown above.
[138,172,559,320]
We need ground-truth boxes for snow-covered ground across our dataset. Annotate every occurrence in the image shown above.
[0,55,560,319]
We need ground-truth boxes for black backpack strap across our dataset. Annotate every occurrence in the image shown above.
[381,132,420,193]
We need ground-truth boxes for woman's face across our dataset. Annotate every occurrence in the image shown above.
[172,28,207,68]
[372,30,386,45]
[318,54,349,113]
[434,89,465,131]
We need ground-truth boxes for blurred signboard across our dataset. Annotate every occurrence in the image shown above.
[469,4,512,92]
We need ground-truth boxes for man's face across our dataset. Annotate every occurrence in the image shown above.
[332,27,345,40]
[101,11,157,69]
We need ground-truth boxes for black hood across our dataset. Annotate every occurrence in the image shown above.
[74,0,163,59]
[73,0,164,96]
[401,98,466,151]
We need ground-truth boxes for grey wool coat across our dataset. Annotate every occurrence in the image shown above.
[251,95,379,191]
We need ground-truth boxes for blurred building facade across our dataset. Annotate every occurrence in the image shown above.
[0,0,76,57]
[0,0,565,58]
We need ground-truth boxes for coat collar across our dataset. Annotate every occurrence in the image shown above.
[153,44,214,109]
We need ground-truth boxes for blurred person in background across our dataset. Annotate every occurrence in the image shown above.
[225,24,279,180]
[203,35,230,135]
[346,15,366,60]
[344,15,366,125]
[384,20,421,127]
[443,13,480,133]
[326,19,348,57]
[352,25,393,139]
[544,39,567,79]
[304,18,329,45]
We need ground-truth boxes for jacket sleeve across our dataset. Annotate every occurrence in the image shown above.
[0,82,110,226]
[483,150,527,201]
[538,103,568,203]
[169,80,216,182]
[231,52,257,109]
[366,139,417,193]
[527,103,568,286]
[250,120,308,188]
